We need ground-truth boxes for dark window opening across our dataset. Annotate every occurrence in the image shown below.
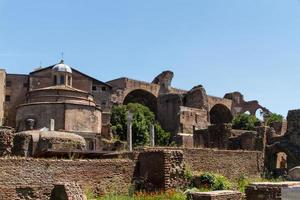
[5,95,10,102]
[101,100,107,105]
[68,76,71,86]
[101,87,106,91]
[60,75,65,84]
[92,86,97,91]
[23,82,29,88]
[6,81,11,87]
[53,75,57,85]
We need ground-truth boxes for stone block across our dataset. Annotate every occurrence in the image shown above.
[175,133,193,148]
[245,182,300,200]
[289,166,300,181]
[187,190,242,200]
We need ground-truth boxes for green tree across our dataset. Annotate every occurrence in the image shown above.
[232,113,261,131]
[111,103,171,146]
[264,113,283,126]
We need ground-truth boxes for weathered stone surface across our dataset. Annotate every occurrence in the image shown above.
[50,182,87,200]
[137,150,186,191]
[0,126,14,156]
[266,109,300,174]
[245,182,300,200]
[288,166,300,181]
[187,190,242,200]
[0,158,134,199]
[141,147,263,180]
[12,130,86,156]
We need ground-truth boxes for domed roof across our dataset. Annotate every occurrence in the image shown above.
[52,60,72,73]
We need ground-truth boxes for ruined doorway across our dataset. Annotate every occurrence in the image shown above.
[276,152,287,169]
[209,104,233,124]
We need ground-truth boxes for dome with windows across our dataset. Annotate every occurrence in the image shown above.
[52,60,72,73]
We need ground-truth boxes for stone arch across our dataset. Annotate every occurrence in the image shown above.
[209,104,233,124]
[123,89,158,115]
[255,108,264,121]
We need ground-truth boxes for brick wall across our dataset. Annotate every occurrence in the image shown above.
[183,148,263,180]
[0,158,134,199]
[4,74,28,127]
[144,147,263,180]
[0,70,5,126]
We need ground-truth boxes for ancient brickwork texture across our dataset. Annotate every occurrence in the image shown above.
[0,158,134,199]
[4,74,28,127]
[246,182,300,200]
[146,147,263,180]
[187,191,242,200]
[183,148,263,180]
[137,150,186,191]
[0,127,14,156]
[50,182,87,200]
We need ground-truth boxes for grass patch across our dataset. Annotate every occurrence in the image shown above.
[88,191,186,200]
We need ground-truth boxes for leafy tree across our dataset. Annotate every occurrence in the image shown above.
[232,113,261,131]
[264,113,283,126]
[111,103,171,146]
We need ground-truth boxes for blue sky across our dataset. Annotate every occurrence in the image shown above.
[1,0,300,116]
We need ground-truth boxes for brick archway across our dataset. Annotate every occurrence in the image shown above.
[123,89,158,115]
[209,104,233,124]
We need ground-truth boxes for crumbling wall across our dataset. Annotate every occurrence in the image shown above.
[0,158,134,199]
[157,93,183,135]
[0,126,14,156]
[183,148,263,180]
[137,150,186,191]
[266,109,300,173]
[140,147,263,180]
[50,182,87,200]
[194,124,267,151]
[179,106,209,134]
[184,85,209,110]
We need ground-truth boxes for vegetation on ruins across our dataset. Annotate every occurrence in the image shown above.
[264,112,284,126]
[111,103,171,146]
[232,113,261,131]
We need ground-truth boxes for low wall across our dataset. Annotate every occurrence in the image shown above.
[142,147,263,180]
[0,158,134,199]
[183,148,263,180]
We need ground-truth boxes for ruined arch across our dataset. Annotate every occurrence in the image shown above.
[255,108,264,121]
[209,104,233,124]
[123,89,158,115]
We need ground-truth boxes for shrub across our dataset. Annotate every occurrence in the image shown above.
[193,172,230,191]
[111,103,171,146]
[264,113,283,126]
[236,174,250,193]
[232,113,261,131]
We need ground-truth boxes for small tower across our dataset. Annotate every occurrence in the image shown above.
[52,60,72,86]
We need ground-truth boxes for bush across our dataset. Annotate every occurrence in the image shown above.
[111,103,171,146]
[232,113,261,131]
[264,113,283,126]
[193,172,230,191]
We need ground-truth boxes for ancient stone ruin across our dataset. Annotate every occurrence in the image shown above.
[0,61,299,199]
